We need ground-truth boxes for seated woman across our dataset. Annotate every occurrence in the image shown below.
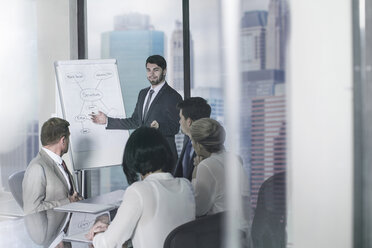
[87,127,195,248]
[190,118,250,218]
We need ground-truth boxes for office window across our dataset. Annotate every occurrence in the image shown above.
[0,0,38,192]
[189,0,288,246]
[86,0,183,196]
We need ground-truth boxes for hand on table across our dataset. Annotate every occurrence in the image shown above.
[86,220,109,240]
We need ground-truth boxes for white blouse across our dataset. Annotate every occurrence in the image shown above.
[192,151,250,218]
[93,172,195,248]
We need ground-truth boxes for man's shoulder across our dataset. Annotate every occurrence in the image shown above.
[163,83,182,99]
[139,86,150,95]
[26,151,53,171]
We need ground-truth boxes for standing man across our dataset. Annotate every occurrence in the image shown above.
[23,117,81,214]
[174,97,211,180]
[91,55,182,162]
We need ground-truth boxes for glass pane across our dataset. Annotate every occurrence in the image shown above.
[190,0,288,246]
[0,0,38,192]
[87,0,183,196]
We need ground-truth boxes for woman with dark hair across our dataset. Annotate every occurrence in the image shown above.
[190,118,249,218]
[87,127,195,248]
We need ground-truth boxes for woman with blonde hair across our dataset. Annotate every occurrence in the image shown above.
[190,118,250,218]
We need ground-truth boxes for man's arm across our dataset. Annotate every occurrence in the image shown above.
[23,164,70,214]
[106,90,145,130]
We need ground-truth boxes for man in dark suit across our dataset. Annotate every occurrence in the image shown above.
[173,97,211,180]
[23,118,81,214]
[91,55,182,162]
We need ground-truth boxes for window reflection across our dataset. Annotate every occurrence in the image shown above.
[0,0,38,192]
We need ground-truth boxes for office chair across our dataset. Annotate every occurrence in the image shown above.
[251,172,286,248]
[8,170,25,209]
[164,212,226,248]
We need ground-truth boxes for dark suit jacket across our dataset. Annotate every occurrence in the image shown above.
[173,136,196,181]
[107,82,182,162]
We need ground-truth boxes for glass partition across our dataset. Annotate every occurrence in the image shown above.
[86,0,183,196]
[0,0,38,193]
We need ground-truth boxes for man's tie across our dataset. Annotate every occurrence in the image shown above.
[61,160,74,195]
[182,140,193,177]
[143,89,154,122]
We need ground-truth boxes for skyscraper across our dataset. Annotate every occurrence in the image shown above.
[265,0,288,70]
[241,11,267,71]
[101,13,165,115]
[240,0,288,210]
[240,70,284,175]
[250,93,286,208]
[170,20,194,91]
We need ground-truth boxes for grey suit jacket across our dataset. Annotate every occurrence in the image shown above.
[107,82,182,163]
[22,149,72,214]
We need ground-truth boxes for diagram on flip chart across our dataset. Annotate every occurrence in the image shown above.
[55,59,129,170]
[66,70,119,135]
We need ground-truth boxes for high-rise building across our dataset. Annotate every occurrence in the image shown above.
[170,21,194,91]
[250,94,286,208]
[241,11,267,71]
[101,13,165,115]
[240,70,284,173]
[265,0,288,70]
[239,0,288,211]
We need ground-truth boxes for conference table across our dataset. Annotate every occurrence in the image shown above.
[0,189,125,248]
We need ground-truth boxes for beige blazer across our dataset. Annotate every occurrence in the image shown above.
[22,149,72,214]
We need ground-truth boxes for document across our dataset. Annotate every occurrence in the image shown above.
[54,202,115,214]
[64,212,110,243]
[64,231,92,243]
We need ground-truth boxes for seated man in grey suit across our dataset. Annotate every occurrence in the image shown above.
[173,97,211,180]
[91,55,182,163]
[23,117,81,214]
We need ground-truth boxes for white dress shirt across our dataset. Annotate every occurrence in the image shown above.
[142,81,166,116]
[42,147,71,191]
[93,172,195,248]
[192,151,250,229]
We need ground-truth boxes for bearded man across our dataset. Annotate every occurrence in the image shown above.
[91,55,182,163]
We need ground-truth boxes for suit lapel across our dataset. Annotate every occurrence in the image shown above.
[39,149,70,192]
[143,82,168,123]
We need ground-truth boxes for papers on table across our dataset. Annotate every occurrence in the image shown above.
[64,211,110,244]
[54,202,115,214]
[64,230,92,243]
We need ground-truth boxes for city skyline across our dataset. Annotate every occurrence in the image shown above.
[87,0,270,88]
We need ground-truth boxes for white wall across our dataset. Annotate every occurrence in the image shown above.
[37,0,78,124]
[287,0,353,247]
[36,0,78,170]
